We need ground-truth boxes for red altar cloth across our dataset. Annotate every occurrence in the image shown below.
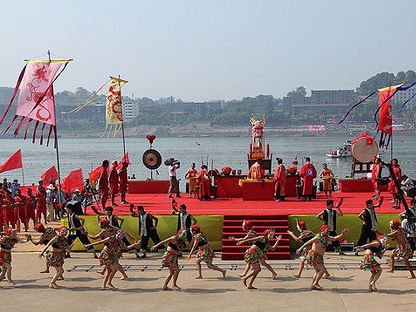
[239,179,274,201]
[285,174,300,197]
[339,178,388,193]
[128,180,170,194]
[215,175,245,198]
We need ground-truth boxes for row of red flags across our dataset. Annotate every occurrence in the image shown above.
[0,150,129,193]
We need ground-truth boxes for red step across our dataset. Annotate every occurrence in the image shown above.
[221,215,291,260]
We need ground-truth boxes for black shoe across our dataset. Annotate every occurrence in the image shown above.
[176,195,181,198]
[65,253,71,258]
[339,252,346,256]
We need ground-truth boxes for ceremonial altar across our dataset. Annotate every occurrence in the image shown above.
[238,179,274,201]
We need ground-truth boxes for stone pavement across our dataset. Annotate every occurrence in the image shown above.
[3,240,416,312]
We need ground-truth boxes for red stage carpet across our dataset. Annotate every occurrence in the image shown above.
[92,190,403,217]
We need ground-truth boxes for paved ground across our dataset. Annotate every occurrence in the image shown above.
[3,236,416,312]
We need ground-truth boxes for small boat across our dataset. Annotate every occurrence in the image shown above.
[326,140,352,158]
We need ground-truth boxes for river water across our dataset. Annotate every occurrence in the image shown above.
[0,132,414,187]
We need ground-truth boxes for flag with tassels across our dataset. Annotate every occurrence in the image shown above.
[105,76,128,136]
[0,59,70,146]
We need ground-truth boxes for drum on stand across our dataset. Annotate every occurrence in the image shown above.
[351,137,379,163]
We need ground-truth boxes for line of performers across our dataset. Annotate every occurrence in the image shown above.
[0,209,414,292]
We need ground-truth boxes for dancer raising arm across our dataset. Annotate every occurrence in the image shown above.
[150,229,187,290]
[237,229,282,289]
[188,225,226,279]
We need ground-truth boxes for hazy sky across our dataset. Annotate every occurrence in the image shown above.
[0,1,415,101]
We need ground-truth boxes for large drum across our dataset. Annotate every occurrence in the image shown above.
[351,136,379,163]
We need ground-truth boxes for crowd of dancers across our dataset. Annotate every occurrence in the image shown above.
[0,197,415,292]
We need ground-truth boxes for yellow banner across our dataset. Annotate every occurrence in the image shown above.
[106,77,127,125]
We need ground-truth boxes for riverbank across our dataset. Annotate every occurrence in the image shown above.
[60,122,396,139]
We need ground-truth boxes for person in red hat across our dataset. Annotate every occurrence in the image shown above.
[230,220,277,279]
[296,224,348,290]
[188,225,226,279]
[288,220,324,278]
[26,223,57,273]
[39,226,71,289]
[236,229,282,289]
[0,228,19,286]
[386,219,415,278]
[150,229,188,290]
[356,234,387,292]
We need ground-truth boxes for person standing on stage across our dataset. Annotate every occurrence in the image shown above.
[109,161,119,206]
[130,204,163,258]
[371,157,383,200]
[299,156,317,201]
[166,158,181,198]
[389,158,402,209]
[24,188,37,231]
[355,197,384,255]
[319,163,335,198]
[98,160,110,209]
[197,165,211,201]
[316,198,345,255]
[118,161,129,204]
[273,157,286,202]
[172,203,197,245]
[185,163,198,198]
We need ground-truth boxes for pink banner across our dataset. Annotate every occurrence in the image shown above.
[16,61,63,126]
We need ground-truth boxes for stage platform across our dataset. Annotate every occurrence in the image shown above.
[93,188,403,217]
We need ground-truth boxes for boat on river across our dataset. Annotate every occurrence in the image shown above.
[325,140,352,158]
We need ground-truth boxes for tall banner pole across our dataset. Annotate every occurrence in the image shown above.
[21,167,25,186]
[119,75,127,157]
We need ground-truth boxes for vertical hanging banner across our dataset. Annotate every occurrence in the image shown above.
[377,84,402,148]
[105,76,128,135]
[0,59,70,146]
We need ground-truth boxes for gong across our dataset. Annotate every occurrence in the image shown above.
[142,149,162,170]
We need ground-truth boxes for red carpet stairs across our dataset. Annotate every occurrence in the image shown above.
[221,215,291,260]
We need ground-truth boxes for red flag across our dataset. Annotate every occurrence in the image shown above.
[40,166,58,184]
[89,165,104,182]
[0,149,22,173]
[116,152,130,171]
[378,88,396,136]
[61,169,83,193]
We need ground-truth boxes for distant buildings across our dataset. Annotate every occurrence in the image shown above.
[284,89,358,114]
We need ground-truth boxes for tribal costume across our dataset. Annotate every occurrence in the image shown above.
[0,236,18,265]
[162,240,185,269]
[299,229,314,258]
[98,235,125,268]
[306,234,328,266]
[244,238,268,264]
[392,229,413,259]
[46,236,69,268]
[195,233,215,264]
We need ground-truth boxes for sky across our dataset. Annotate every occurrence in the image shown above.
[0,0,415,102]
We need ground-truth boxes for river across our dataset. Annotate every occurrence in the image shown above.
[0,132,414,187]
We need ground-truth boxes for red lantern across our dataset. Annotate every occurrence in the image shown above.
[146,134,156,144]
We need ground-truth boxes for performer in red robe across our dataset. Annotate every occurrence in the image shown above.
[299,157,317,201]
[118,161,129,204]
[98,160,110,209]
[35,180,47,224]
[109,161,119,206]
[24,188,37,233]
[389,158,402,209]
[197,165,211,201]
[13,189,26,231]
[273,158,286,201]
